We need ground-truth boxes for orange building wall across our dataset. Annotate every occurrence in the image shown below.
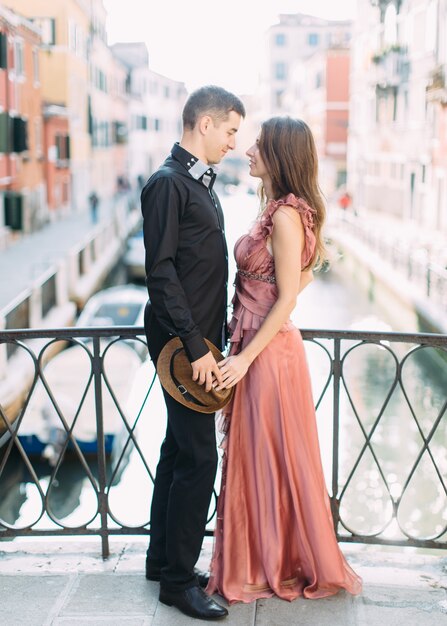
[0,28,16,188]
[14,27,44,192]
[0,20,44,195]
[326,53,350,103]
[325,51,350,154]
[43,115,70,210]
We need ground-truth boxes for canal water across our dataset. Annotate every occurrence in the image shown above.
[0,193,446,546]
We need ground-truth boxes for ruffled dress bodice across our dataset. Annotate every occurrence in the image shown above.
[229,193,317,353]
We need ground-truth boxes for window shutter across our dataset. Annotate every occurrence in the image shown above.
[0,32,7,69]
[55,133,61,160]
[13,117,28,153]
[4,192,23,230]
[0,112,10,152]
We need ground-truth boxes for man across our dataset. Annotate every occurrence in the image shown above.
[141,85,245,620]
[88,191,99,224]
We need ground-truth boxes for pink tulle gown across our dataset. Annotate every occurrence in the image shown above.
[207,194,362,604]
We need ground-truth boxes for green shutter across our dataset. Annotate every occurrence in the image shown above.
[0,32,7,69]
[0,112,9,152]
[4,192,23,230]
[12,117,28,153]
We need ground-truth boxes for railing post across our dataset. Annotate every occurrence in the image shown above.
[331,338,341,534]
[92,336,109,559]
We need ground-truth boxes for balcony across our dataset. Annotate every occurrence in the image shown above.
[426,66,447,105]
[372,45,410,88]
[369,1,403,18]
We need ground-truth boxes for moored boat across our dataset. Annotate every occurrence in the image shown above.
[18,340,143,464]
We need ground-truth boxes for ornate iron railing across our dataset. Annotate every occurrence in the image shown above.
[329,212,447,313]
[0,327,446,558]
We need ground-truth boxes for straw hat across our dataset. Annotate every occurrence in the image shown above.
[157,337,234,413]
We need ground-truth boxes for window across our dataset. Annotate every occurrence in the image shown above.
[275,33,286,46]
[14,40,24,76]
[154,118,161,131]
[0,32,7,69]
[137,115,147,130]
[33,48,39,83]
[0,112,10,152]
[275,90,283,108]
[308,33,319,46]
[12,117,28,152]
[392,88,398,121]
[384,4,398,45]
[69,21,87,58]
[55,133,70,163]
[4,192,24,231]
[133,115,147,131]
[35,118,42,157]
[34,18,56,45]
[164,85,170,98]
[113,121,127,144]
[69,21,76,52]
[95,68,107,92]
[275,62,287,80]
[425,0,437,53]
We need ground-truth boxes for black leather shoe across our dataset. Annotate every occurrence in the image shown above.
[146,560,209,588]
[159,585,228,621]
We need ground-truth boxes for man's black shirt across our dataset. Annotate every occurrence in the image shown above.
[141,143,228,363]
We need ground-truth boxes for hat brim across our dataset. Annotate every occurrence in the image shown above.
[157,337,234,414]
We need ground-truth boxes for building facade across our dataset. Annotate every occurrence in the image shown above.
[283,46,351,195]
[5,0,91,214]
[261,13,351,115]
[111,42,187,188]
[89,0,130,202]
[348,0,447,233]
[42,103,70,214]
[0,6,45,235]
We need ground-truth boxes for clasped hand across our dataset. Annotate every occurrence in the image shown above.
[191,350,223,392]
[214,354,250,390]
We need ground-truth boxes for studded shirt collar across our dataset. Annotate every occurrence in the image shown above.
[171,143,216,190]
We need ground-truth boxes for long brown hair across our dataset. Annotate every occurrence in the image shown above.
[258,117,326,270]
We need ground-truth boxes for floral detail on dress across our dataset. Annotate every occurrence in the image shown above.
[249,193,317,270]
[251,193,317,242]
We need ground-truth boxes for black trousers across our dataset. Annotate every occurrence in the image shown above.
[145,306,218,591]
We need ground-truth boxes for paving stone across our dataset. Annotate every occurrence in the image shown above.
[355,583,447,625]
[255,592,356,626]
[360,583,445,609]
[2,541,447,625]
[0,541,122,574]
[51,615,152,626]
[0,574,68,626]
[60,573,157,617]
[355,604,447,626]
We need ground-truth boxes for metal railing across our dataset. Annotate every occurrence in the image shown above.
[329,212,447,312]
[0,326,446,557]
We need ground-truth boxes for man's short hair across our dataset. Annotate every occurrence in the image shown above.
[182,85,246,130]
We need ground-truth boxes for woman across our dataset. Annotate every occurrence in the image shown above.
[206,117,362,604]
